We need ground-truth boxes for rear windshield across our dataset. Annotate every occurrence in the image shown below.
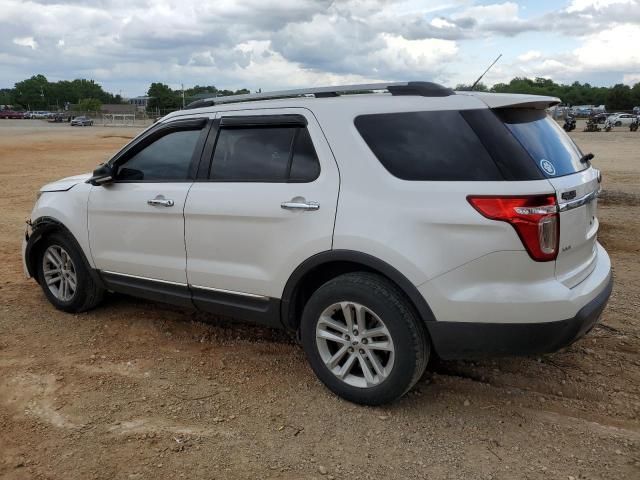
[495,109,587,177]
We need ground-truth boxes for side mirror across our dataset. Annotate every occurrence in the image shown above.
[89,164,115,186]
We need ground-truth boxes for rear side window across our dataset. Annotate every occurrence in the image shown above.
[210,126,320,182]
[354,111,503,181]
[494,109,587,177]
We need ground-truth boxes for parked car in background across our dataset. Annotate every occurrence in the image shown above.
[0,110,25,119]
[71,116,93,126]
[48,113,65,123]
[633,106,639,115]
[22,82,612,405]
[591,113,608,124]
[23,111,33,119]
[607,113,636,126]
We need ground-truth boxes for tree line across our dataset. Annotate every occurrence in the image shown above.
[456,77,640,111]
[2,74,639,112]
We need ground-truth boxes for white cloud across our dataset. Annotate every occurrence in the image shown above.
[566,0,634,13]
[623,72,640,84]
[573,24,640,71]
[517,50,542,62]
[0,0,639,95]
[13,36,38,49]
[430,17,456,28]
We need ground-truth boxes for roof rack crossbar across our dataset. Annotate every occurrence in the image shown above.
[184,81,453,109]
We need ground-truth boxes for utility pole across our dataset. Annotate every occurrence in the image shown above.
[182,83,185,108]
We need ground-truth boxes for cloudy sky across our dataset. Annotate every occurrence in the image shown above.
[2,0,639,97]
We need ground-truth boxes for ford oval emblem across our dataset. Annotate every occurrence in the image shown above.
[540,159,556,176]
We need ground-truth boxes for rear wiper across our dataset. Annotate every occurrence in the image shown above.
[580,152,594,164]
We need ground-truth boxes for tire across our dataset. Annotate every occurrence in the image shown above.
[615,121,622,127]
[300,272,430,405]
[36,232,104,313]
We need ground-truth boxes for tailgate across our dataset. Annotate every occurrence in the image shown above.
[548,168,601,288]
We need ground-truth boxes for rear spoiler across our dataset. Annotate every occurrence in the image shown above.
[457,92,561,110]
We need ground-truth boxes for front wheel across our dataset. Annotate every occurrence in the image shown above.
[300,272,429,405]
[36,232,104,313]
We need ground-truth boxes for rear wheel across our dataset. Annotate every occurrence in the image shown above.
[301,272,429,405]
[615,121,622,126]
[36,232,104,312]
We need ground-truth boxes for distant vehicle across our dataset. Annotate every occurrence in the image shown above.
[31,111,50,119]
[591,113,608,124]
[23,111,33,119]
[0,110,24,119]
[633,107,639,115]
[607,113,636,126]
[48,113,65,123]
[71,116,93,126]
[563,116,576,132]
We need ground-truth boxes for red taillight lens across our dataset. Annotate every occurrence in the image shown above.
[467,194,559,262]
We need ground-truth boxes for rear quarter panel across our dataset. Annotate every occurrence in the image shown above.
[310,97,556,286]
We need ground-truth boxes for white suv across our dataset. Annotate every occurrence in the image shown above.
[23,82,612,405]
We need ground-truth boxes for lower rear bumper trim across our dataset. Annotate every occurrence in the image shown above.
[427,274,613,360]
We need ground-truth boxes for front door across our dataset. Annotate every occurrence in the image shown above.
[184,109,340,306]
[88,118,209,284]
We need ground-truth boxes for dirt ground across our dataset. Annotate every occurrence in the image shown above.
[0,119,638,480]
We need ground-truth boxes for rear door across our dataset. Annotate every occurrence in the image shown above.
[496,108,600,287]
[184,108,340,307]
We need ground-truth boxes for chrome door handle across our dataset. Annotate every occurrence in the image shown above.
[147,197,174,207]
[281,200,320,211]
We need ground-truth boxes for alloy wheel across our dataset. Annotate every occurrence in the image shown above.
[42,245,77,302]
[315,302,395,388]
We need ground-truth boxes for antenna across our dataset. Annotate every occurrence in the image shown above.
[471,54,502,90]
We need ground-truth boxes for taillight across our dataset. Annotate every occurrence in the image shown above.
[467,194,559,262]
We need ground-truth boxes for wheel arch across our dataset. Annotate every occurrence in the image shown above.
[25,216,101,288]
[280,250,436,331]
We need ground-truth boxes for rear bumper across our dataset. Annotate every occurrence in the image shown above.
[428,274,612,360]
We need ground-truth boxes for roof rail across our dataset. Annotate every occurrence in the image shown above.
[184,81,454,109]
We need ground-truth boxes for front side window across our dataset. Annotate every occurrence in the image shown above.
[210,125,320,182]
[117,129,202,181]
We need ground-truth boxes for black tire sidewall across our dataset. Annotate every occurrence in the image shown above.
[36,233,92,312]
[301,274,426,405]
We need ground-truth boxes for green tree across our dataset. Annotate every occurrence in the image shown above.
[147,83,180,111]
[78,98,102,112]
[14,74,49,109]
[606,84,633,111]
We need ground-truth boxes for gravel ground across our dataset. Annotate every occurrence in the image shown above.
[0,119,638,479]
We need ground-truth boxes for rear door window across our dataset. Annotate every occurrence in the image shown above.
[209,125,320,182]
[494,109,587,177]
[354,111,503,181]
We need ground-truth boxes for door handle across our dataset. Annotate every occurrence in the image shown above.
[281,200,320,211]
[147,196,174,207]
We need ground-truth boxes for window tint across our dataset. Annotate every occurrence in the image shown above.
[210,126,320,182]
[118,129,201,181]
[354,111,503,181]
[290,127,320,182]
[495,109,586,177]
